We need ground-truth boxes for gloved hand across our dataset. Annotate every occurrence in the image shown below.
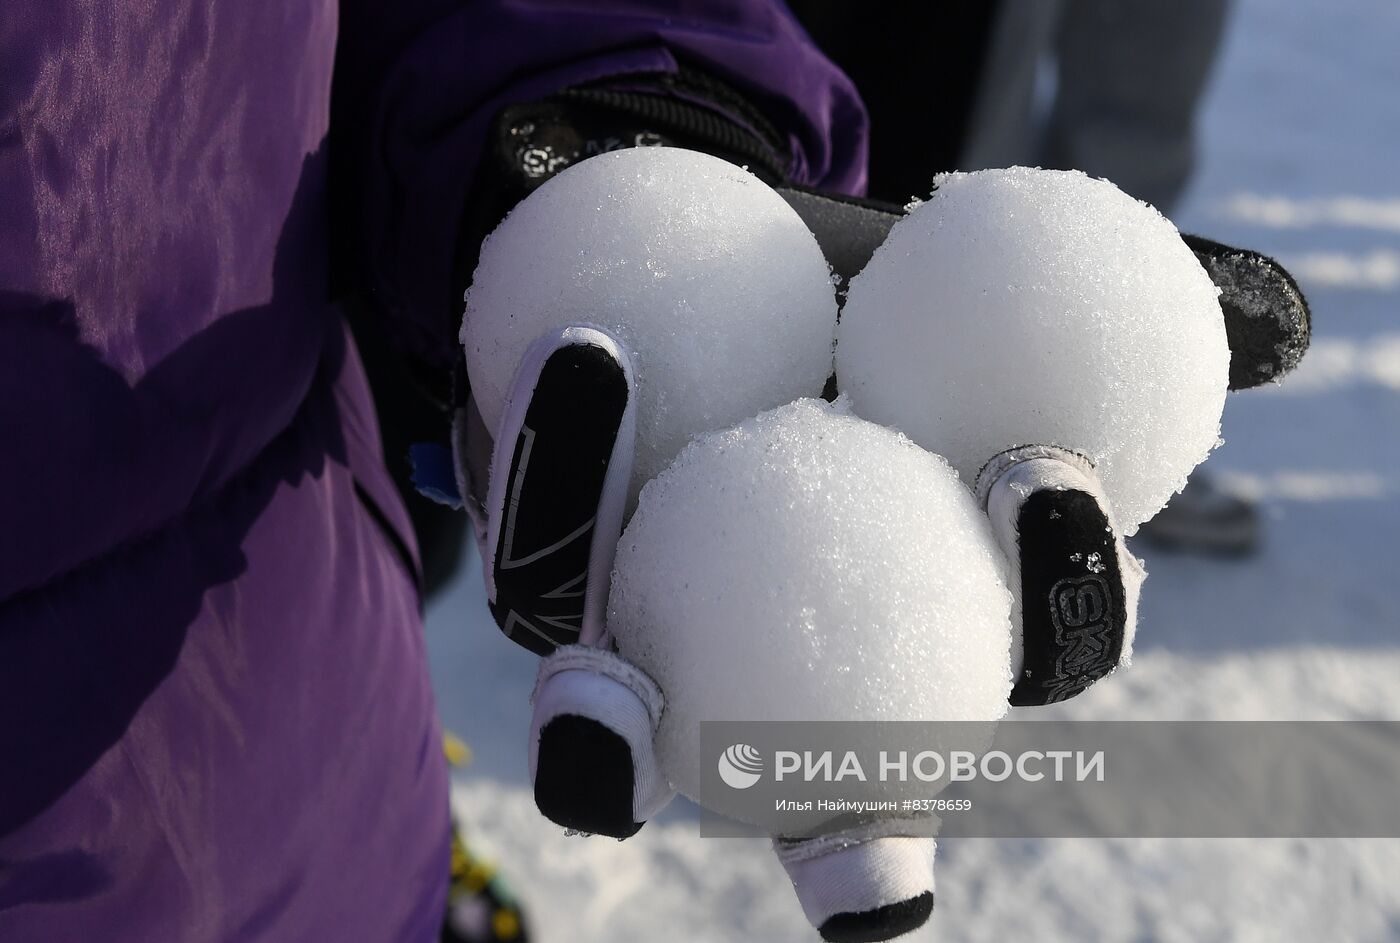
[417,73,1310,943]
[456,317,942,942]
[413,72,789,845]
[787,188,1310,707]
[468,321,674,839]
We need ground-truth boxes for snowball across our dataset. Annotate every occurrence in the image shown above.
[608,399,1013,821]
[462,147,838,501]
[836,168,1229,530]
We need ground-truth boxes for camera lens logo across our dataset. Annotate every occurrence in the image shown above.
[718,744,764,789]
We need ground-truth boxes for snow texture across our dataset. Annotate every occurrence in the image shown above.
[605,399,1012,824]
[461,147,837,503]
[428,0,1400,938]
[837,167,1229,531]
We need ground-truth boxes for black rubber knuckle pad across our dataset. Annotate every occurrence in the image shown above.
[818,892,935,943]
[534,715,643,839]
[1010,489,1127,707]
[490,343,629,654]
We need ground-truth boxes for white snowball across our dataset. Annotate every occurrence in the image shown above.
[836,168,1229,530]
[608,399,1013,818]
[462,147,837,500]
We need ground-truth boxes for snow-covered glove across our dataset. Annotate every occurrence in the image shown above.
[420,68,796,651]
[780,190,1311,390]
[434,317,671,840]
[409,70,854,841]
[785,191,1309,706]
[416,70,1311,935]
[404,67,788,650]
[408,72,797,839]
[411,299,666,836]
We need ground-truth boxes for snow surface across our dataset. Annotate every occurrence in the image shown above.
[461,147,837,504]
[837,168,1228,530]
[426,0,1400,938]
[607,399,1011,824]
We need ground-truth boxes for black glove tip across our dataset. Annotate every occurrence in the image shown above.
[818,892,935,943]
[534,715,644,840]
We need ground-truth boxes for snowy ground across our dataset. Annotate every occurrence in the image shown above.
[423,1,1400,939]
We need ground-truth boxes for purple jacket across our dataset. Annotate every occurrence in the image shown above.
[0,2,864,939]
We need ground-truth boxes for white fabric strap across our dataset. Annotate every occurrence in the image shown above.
[571,328,636,648]
[531,643,665,722]
[973,443,1095,511]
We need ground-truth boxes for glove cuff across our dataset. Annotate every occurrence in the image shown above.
[531,643,665,725]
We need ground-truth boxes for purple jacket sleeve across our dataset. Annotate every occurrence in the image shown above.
[333,0,868,367]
